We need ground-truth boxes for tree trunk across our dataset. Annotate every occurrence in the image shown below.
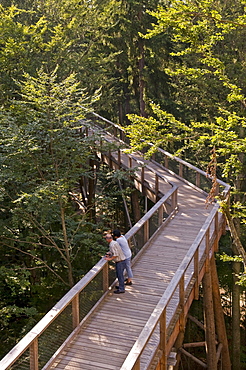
[232,259,241,370]
[131,189,141,223]
[210,257,231,370]
[137,9,146,118]
[88,157,96,222]
[60,206,74,288]
[203,267,217,370]
[138,39,146,117]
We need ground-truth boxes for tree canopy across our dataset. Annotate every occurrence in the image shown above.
[0,0,246,364]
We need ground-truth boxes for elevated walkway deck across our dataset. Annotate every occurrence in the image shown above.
[48,182,213,369]
[0,115,230,370]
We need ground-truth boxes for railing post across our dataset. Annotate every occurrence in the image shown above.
[158,205,164,227]
[205,228,210,272]
[194,249,199,300]
[179,275,185,332]
[118,149,121,167]
[72,295,80,329]
[103,262,109,292]
[172,189,178,211]
[144,220,149,244]
[215,182,220,196]
[133,358,140,370]
[30,338,39,370]
[155,173,159,202]
[196,172,201,188]
[141,166,145,194]
[160,309,167,369]
[128,156,132,168]
[109,149,112,168]
[214,212,219,252]
[120,130,124,142]
[164,156,168,169]
[179,163,183,178]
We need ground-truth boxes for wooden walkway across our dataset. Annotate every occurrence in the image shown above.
[46,131,219,369]
[0,117,229,370]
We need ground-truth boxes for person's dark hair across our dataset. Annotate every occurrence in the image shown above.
[112,229,121,237]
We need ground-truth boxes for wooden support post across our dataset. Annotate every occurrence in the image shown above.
[179,276,185,332]
[72,295,80,329]
[30,338,39,370]
[158,205,164,227]
[216,343,223,364]
[120,130,125,142]
[173,277,186,370]
[179,348,207,368]
[188,314,205,331]
[172,189,178,211]
[128,156,132,168]
[109,150,112,168]
[141,166,145,194]
[133,358,140,370]
[173,330,186,370]
[179,163,183,178]
[183,341,217,348]
[215,182,220,196]
[210,257,231,370]
[165,156,168,169]
[103,263,109,293]
[118,149,121,167]
[155,173,159,202]
[194,249,199,300]
[205,229,210,272]
[144,220,149,244]
[214,212,219,252]
[196,172,201,188]
[202,265,217,370]
[160,309,167,369]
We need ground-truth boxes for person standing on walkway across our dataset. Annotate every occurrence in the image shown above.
[104,233,126,294]
[112,229,133,286]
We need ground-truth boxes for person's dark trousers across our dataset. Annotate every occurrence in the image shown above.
[115,260,126,292]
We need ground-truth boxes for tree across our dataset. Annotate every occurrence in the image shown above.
[124,1,246,367]
[0,67,101,289]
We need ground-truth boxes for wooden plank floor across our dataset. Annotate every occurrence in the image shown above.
[48,131,214,369]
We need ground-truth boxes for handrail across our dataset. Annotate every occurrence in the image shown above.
[150,144,230,196]
[0,258,108,369]
[90,122,175,200]
[90,111,230,197]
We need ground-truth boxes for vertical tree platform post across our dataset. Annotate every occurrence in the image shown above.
[202,258,218,370]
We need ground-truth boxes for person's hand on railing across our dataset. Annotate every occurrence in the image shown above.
[104,251,113,261]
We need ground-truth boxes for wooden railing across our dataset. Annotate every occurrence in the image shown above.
[0,258,110,370]
[90,112,231,369]
[120,196,230,369]
[90,111,228,196]
[0,138,178,370]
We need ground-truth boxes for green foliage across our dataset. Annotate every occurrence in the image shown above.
[96,164,136,230]
[126,0,246,205]
[0,67,101,288]
[0,265,38,356]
